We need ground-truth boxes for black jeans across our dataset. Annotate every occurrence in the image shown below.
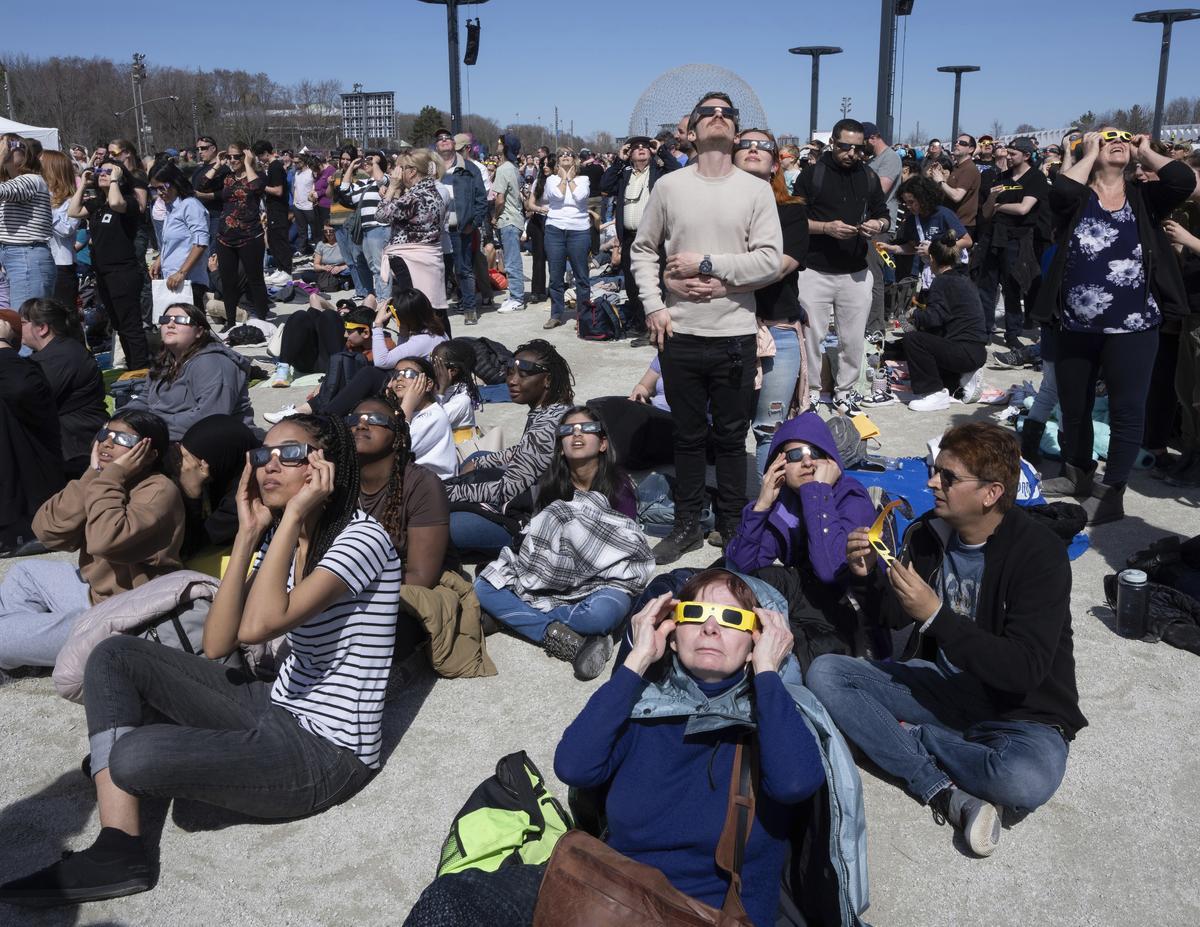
[658,332,756,527]
[279,307,346,374]
[96,264,150,370]
[266,203,293,272]
[1056,326,1159,487]
[617,227,644,330]
[84,636,373,819]
[902,331,987,395]
[216,237,270,321]
[527,214,547,297]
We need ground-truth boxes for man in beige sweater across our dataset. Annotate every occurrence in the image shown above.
[631,92,783,564]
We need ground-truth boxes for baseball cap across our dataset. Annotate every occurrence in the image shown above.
[626,136,653,149]
[579,148,593,158]
[1009,137,1037,156]
[861,122,880,139]
[453,133,472,150]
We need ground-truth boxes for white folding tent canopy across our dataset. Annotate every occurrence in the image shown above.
[0,117,61,151]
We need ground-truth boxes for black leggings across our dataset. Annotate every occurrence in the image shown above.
[96,264,150,370]
[216,237,269,321]
[1056,327,1159,487]
[278,307,346,374]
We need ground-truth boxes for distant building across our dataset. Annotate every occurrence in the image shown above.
[341,89,395,147]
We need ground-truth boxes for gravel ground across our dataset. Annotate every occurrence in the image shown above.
[2,267,1198,926]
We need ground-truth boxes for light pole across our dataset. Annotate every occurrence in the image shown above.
[0,62,14,119]
[875,0,915,143]
[417,0,490,134]
[789,46,843,140]
[1133,8,1200,140]
[114,95,179,153]
[130,53,147,154]
[936,65,980,143]
[841,97,852,118]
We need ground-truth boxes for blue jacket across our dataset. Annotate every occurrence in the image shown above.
[726,413,876,585]
[445,155,488,231]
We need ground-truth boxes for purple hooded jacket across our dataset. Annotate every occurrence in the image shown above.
[725,413,876,584]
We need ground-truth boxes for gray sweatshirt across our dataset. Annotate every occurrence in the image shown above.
[128,340,255,440]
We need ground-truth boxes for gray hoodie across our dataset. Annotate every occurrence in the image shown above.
[128,340,255,441]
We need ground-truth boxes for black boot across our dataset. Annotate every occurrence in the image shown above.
[1019,419,1046,469]
[1040,461,1095,498]
[1082,480,1125,526]
[652,518,703,565]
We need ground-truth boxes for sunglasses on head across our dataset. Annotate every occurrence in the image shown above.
[833,141,869,155]
[557,421,605,438]
[506,358,549,377]
[158,314,200,327]
[783,443,827,463]
[1099,130,1134,143]
[95,428,140,449]
[345,412,394,429]
[695,105,739,121]
[867,498,914,566]
[673,601,758,633]
[735,138,776,153]
[249,443,312,468]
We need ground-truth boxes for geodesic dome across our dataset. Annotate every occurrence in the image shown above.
[628,64,770,138]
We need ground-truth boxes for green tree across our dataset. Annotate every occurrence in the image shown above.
[411,105,449,146]
[1126,104,1150,134]
[1077,111,1096,128]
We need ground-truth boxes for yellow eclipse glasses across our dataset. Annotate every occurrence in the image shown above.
[875,241,896,270]
[1099,130,1133,143]
[673,601,759,633]
[867,498,914,566]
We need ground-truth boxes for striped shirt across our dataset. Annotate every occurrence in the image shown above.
[265,511,402,769]
[0,174,53,245]
[340,178,384,230]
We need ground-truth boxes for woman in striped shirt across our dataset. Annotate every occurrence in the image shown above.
[0,134,56,309]
[0,415,403,908]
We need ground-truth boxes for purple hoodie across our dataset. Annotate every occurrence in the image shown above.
[725,413,876,584]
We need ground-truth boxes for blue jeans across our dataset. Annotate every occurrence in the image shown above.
[753,325,803,476]
[473,578,631,643]
[0,242,57,310]
[361,225,391,300]
[806,654,1069,811]
[450,229,477,312]
[0,560,90,669]
[448,511,516,558]
[545,226,590,321]
[498,223,525,303]
[336,225,370,298]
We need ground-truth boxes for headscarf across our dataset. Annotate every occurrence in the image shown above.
[180,414,260,509]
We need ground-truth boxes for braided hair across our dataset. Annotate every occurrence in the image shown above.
[285,414,361,577]
[357,394,412,549]
[514,338,575,406]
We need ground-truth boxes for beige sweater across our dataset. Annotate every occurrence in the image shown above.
[630,164,782,337]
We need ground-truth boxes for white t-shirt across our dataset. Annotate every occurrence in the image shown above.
[409,403,458,479]
[267,512,402,769]
[293,168,315,212]
[544,175,591,231]
[439,384,476,430]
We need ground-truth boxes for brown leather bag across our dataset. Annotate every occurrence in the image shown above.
[532,739,757,927]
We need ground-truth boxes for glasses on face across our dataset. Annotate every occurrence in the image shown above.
[392,368,421,381]
[673,601,758,633]
[197,144,215,152]
[833,141,869,156]
[557,421,605,438]
[695,105,739,122]
[505,358,549,378]
[249,443,312,468]
[955,139,973,147]
[783,444,827,463]
[95,428,140,449]
[735,138,777,154]
[1099,130,1134,144]
[932,465,990,491]
[435,134,453,143]
[158,314,200,327]
[151,184,170,194]
[345,412,394,430]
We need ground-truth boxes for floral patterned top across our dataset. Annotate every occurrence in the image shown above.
[213,170,267,248]
[1062,192,1160,334]
[375,178,446,247]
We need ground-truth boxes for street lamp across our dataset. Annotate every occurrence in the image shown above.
[113,95,179,118]
[114,95,179,151]
[876,0,916,142]
[417,0,490,134]
[789,46,843,140]
[841,97,853,119]
[936,66,980,143]
[1133,8,1200,140]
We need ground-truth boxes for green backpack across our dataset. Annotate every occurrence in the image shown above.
[436,751,573,877]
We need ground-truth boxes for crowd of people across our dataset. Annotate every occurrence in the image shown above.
[0,85,1198,924]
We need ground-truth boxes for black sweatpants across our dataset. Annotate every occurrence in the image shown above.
[96,264,150,370]
[902,331,987,395]
[216,237,270,321]
[278,308,346,374]
[1056,326,1159,487]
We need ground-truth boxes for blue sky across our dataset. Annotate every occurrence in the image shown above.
[6,0,1200,141]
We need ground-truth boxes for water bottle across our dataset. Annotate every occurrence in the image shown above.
[1115,569,1149,639]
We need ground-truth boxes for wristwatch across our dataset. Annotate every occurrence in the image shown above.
[699,255,713,276]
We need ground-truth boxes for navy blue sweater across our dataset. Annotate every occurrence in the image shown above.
[554,666,825,927]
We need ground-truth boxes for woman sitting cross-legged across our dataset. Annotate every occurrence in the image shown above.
[0,410,184,672]
[0,415,402,907]
[404,568,827,927]
[474,406,649,680]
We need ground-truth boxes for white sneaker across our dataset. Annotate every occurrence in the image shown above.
[264,404,299,424]
[958,369,983,404]
[496,298,525,313]
[908,389,951,412]
[270,362,293,388]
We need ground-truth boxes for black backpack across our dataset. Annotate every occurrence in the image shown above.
[458,336,513,385]
[577,296,626,342]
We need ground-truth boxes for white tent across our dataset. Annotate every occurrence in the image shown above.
[0,117,61,152]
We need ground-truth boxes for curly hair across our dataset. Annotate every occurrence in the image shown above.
[284,414,362,576]
[514,338,574,406]
[897,175,943,218]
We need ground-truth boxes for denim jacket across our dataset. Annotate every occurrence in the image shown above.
[629,652,871,926]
